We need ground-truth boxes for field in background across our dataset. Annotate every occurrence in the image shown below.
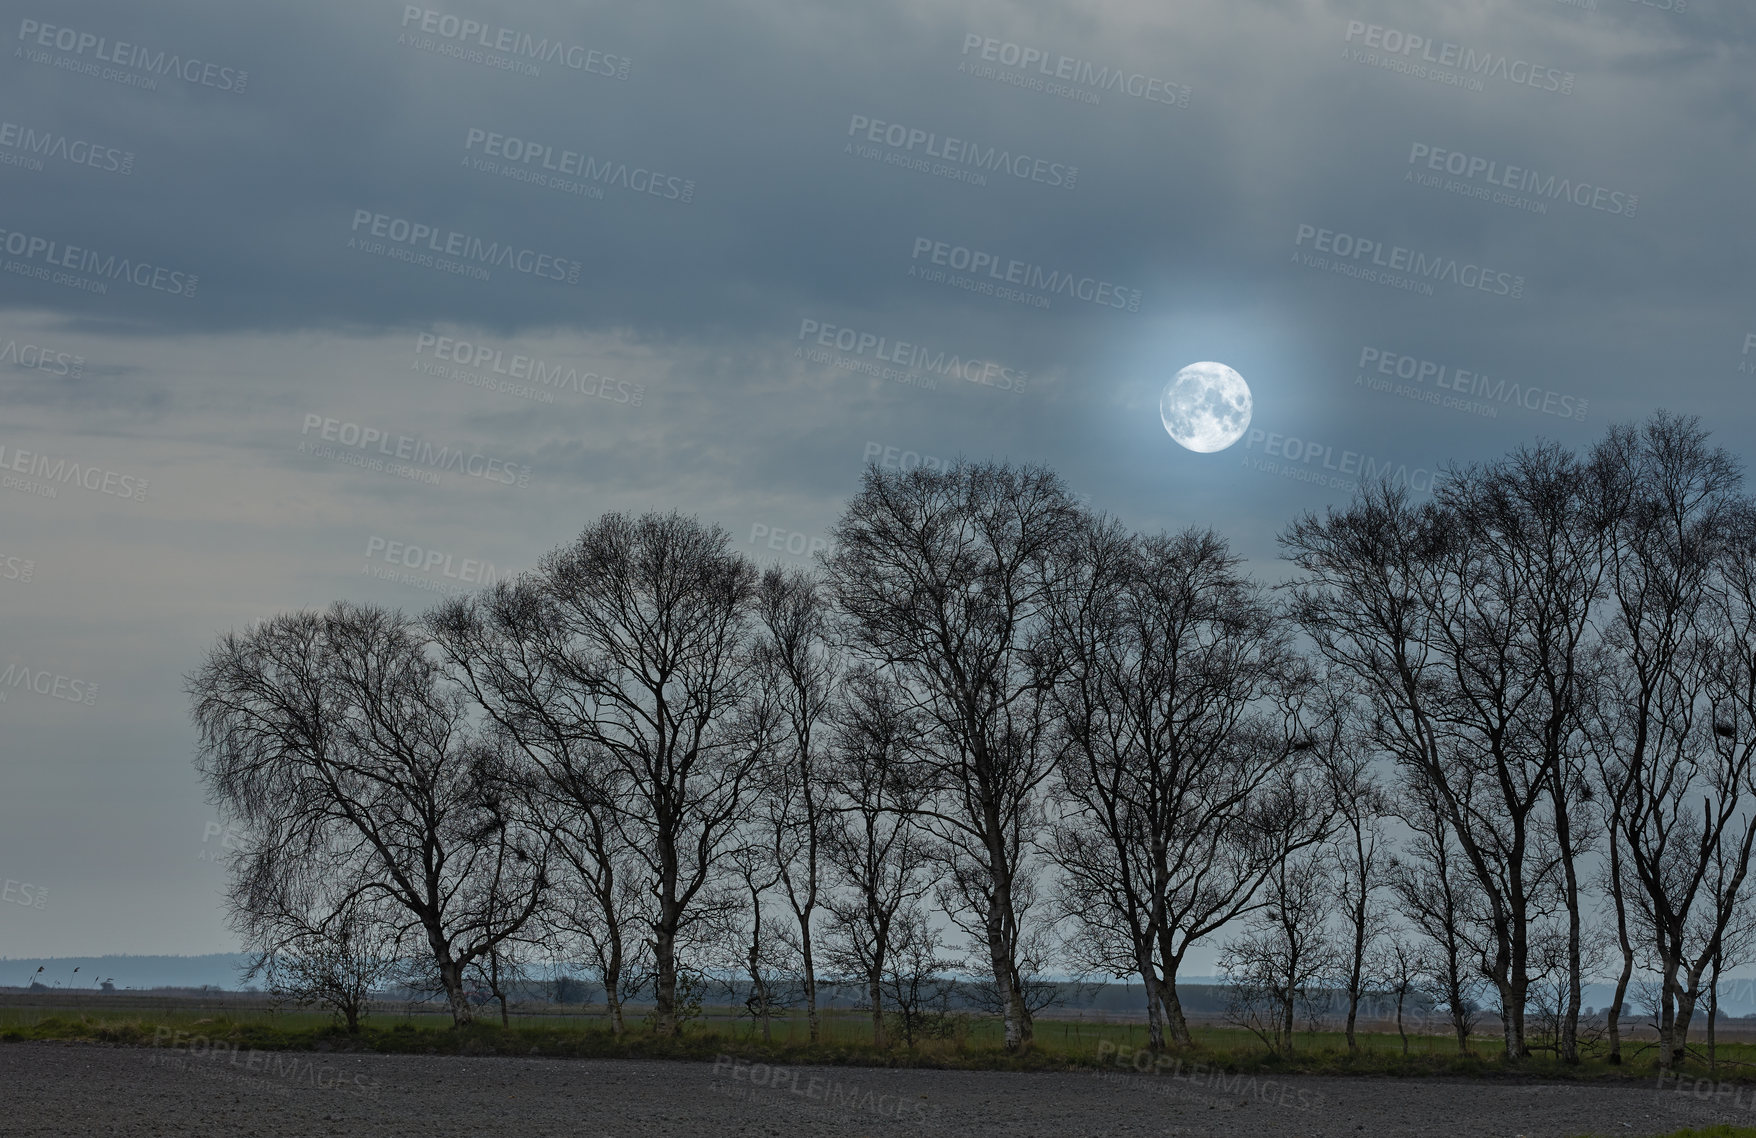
[7,989,1756,1083]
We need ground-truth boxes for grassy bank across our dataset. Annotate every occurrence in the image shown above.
[5,1002,1756,1086]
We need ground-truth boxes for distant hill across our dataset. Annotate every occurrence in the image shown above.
[0,955,256,992]
[6,958,1755,1019]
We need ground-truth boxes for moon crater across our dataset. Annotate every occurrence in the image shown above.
[1160,362,1252,453]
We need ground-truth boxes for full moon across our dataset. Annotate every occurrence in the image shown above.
[1160,362,1253,453]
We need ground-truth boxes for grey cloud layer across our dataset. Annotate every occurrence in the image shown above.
[0,0,1749,954]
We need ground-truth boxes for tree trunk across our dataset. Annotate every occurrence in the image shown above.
[747,891,768,1042]
[1498,974,1527,1062]
[1606,950,1632,1065]
[1555,789,1583,1064]
[490,951,511,1028]
[985,849,1032,1050]
[1444,940,1471,1053]
[603,889,627,1036]
[1658,949,1681,1071]
[1346,869,1367,1053]
[436,954,473,1026]
[989,927,1024,1050]
[652,910,680,1035]
[1156,953,1194,1046]
[1281,987,1296,1055]
[605,983,625,1036]
[602,937,627,1037]
[869,969,886,1049]
[1605,857,1634,1066]
[1137,949,1166,1052]
[1706,948,1720,1074]
[1673,969,1704,1068]
[1709,950,1722,1075]
[800,910,819,1044]
[1396,988,1408,1055]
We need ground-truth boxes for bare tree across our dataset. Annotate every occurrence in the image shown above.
[1220,847,1340,1056]
[823,461,1081,1050]
[244,893,407,1033]
[429,582,654,1035]
[1385,776,1487,1053]
[1703,853,1756,1073]
[728,841,788,1042]
[752,567,838,1042]
[431,513,767,1035]
[819,667,935,1048]
[879,910,960,1049]
[539,781,654,1035]
[1044,519,1332,1049]
[1368,932,1429,1055]
[1469,444,1618,1064]
[1590,415,1754,1069]
[1526,921,1609,1058]
[467,936,531,1027]
[1284,461,1600,1062]
[190,604,549,1026]
[1322,716,1393,1053]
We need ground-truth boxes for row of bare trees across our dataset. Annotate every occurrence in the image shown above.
[1283,414,1756,1067]
[190,413,1756,1066]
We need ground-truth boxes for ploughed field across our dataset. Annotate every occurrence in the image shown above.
[5,1040,1755,1137]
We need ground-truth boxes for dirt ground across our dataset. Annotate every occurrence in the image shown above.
[5,1040,1756,1137]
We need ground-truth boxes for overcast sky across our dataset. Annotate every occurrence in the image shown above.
[1,0,1752,961]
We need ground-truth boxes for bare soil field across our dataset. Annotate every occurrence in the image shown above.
[4,1040,1756,1137]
